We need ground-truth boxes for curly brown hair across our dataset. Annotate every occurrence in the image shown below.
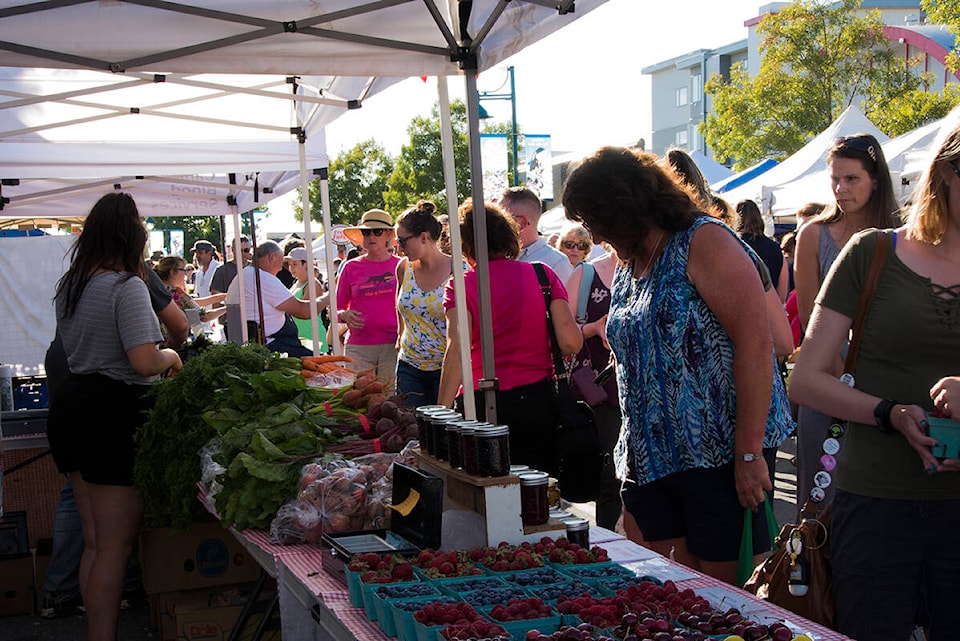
[562,146,701,260]
[458,199,521,262]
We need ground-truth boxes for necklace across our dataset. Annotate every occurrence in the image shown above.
[636,231,665,278]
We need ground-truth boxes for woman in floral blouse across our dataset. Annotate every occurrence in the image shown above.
[155,256,226,326]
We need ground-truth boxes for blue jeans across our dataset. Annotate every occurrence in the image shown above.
[43,479,83,600]
[395,359,441,408]
[43,478,142,601]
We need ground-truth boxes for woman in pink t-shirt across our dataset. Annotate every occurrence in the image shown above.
[337,209,402,391]
[438,200,582,473]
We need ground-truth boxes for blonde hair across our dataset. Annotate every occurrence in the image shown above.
[560,222,590,244]
[905,118,960,244]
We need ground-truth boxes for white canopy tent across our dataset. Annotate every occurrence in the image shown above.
[0,0,608,421]
[723,105,889,217]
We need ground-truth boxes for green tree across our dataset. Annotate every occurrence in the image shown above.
[702,0,959,169]
[384,100,471,214]
[294,139,395,225]
[148,215,223,257]
[923,0,960,72]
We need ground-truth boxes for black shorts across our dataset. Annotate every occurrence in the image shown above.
[620,449,777,563]
[47,372,153,486]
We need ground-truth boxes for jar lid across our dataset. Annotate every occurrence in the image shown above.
[549,510,573,520]
[445,423,461,433]
[429,411,461,424]
[563,517,589,532]
[510,465,530,474]
[477,425,509,437]
[416,405,449,417]
[518,471,549,486]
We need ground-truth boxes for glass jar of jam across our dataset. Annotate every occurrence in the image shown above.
[445,422,463,469]
[415,405,448,454]
[460,422,489,476]
[428,411,460,461]
[476,425,510,477]
[563,517,590,548]
[519,471,550,526]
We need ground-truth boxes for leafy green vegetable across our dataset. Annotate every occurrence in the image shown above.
[134,343,273,530]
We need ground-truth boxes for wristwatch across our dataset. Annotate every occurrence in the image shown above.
[738,452,763,462]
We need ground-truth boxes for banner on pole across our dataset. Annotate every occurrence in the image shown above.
[480,133,509,200]
[523,134,552,200]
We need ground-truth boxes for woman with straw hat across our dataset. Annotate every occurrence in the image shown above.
[338,209,402,391]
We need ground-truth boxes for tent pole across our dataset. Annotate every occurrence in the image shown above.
[437,75,476,420]
[297,127,321,356]
[319,163,340,355]
[463,70,498,424]
[231,205,248,344]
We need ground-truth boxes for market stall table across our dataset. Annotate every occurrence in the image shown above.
[222,521,851,641]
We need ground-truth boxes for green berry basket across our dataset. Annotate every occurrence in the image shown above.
[372,583,441,636]
[390,595,462,641]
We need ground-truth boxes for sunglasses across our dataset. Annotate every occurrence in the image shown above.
[361,228,387,237]
[396,234,416,247]
[562,240,590,251]
[834,135,878,164]
[241,247,251,254]
[948,161,960,180]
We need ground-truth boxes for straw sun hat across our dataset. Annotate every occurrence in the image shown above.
[343,209,395,246]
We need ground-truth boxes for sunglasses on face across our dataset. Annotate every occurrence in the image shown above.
[562,240,590,251]
[396,234,416,247]
[361,228,387,237]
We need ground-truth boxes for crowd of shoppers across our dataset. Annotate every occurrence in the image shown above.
[38,113,960,641]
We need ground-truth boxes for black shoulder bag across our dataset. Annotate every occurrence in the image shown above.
[532,263,605,503]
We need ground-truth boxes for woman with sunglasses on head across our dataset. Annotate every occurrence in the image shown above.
[789,118,960,641]
[394,200,453,407]
[558,222,592,266]
[337,209,402,391]
[793,134,900,513]
[46,193,182,641]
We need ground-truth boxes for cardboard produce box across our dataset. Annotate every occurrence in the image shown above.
[0,554,36,617]
[151,582,279,641]
[140,520,260,595]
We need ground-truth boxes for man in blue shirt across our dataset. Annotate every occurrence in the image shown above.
[499,187,574,283]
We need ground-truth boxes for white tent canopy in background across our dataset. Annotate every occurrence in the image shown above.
[689,150,733,185]
[723,105,889,217]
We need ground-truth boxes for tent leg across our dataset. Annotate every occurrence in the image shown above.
[437,76,476,420]
[463,70,498,424]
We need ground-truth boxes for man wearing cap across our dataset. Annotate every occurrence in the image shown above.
[499,187,573,283]
[225,240,328,357]
[337,209,401,391]
[192,240,221,299]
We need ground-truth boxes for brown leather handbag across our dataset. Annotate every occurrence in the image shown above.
[743,231,892,630]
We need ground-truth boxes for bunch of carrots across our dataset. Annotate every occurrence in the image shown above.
[300,354,356,379]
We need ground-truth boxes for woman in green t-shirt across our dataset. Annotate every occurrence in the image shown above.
[286,247,329,352]
[790,119,960,641]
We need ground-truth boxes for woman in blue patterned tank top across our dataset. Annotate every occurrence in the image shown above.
[562,147,793,585]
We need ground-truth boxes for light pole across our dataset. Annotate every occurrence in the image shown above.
[478,65,519,186]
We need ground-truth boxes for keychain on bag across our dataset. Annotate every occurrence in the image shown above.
[787,530,809,597]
